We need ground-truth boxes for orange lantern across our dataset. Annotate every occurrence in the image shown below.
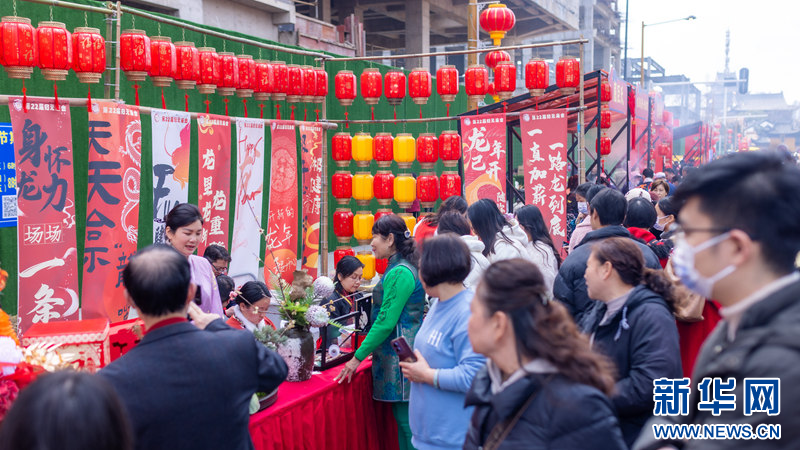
[313,67,328,103]
[373,133,394,168]
[352,172,374,205]
[331,133,352,168]
[409,67,431,105]
[525,58,548,97]
[417,133,438,169]
[253,60,274,101]
[120,29,151,82]
[439,131,461,168]
[556,57,580,95]
[480,4,516,46]
[37,21,72,81]
[236,54,255,98]
[356,251,376,280]
[149,36,176,87]
[436,65,459,103]
[271,61,287,101]
[394,133,416,169]
[301,65,316,103]
[335,69,356,106]
[394,175,416,208]
[399,214,417,235]
[352,132,373,168]
[485,50,510,70]
[494,60,516,100]
[286,64,304,103]
[333,209,354,244]
[361,68,382,105]
[385,70,406,105]
[174,41,199,90]
[374,171,395,206]
[376,257,388,275]
[600,134,611,156]
[217,52,239,96]
[465,65,488,103]
[331,171,352,205]
[1,17,37,79]
[440,172,462,200]
[334,247,355,267]
[197,47,220,94]
[354,211,375,244]
[417,173,439,208]
[600,109,612,130]
[600,79,612,103]
[72,27,105,84]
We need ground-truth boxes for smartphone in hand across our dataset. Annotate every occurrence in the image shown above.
[391,336,417,362]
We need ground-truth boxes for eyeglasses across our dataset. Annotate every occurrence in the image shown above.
[212,265,228,274]
[669,224,732,243]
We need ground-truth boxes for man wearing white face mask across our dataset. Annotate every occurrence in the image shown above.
[634,151,800,450]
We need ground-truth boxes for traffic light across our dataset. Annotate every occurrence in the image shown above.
[739,68,749,94]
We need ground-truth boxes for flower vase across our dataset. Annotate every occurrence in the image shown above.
[277,326,315,382]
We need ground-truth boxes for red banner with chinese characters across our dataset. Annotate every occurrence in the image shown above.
[265,121,298,285]
[83,101,142,323]
[299,123,323,277]
[196,114,231,255]
[460,114,507,212]
[520,110,568,254]
[10,97,80,333]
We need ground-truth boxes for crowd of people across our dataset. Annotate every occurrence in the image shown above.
[1,150,799,450]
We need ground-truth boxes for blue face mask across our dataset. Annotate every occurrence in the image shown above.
[671,232,735,299]
[578,201,589,215]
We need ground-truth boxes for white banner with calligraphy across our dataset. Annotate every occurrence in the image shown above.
[460,114,507,212]
[151,109,191,244]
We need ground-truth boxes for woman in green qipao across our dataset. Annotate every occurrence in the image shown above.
[334,214,425,450]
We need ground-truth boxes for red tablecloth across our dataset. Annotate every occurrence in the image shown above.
[249,361,400,450]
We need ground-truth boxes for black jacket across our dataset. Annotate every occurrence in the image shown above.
[580,285,682,447]
[463,366,627,450]
[100,319,287,450]
[554,225,662,323]
[635,276,800,450]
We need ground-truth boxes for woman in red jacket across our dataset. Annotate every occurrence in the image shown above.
[226,281,276,331]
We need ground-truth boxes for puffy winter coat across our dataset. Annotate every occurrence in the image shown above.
[523,240,558,295]
[460,235,491,291]
[485,224,529,264]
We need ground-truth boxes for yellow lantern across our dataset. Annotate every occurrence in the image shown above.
[356,251,377,280]
[354,211,375,244]
[393,133,416,169]
[394,175,416,208]
[399,214,417,236]
[352,132,373,168]
[352,172,374,206]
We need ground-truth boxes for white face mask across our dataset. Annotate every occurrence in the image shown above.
[578,201,589,215]
[654,215,668,232]
[671,232,735,299]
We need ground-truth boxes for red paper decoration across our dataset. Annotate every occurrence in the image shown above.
[438,131,461,168]
[409,67,431,105]
[439,172,462,200]
[120,29,151,82]
[72,27,105,84]
[480,4,516,46]
[417,133,438,169]
[600,134,611,156]
[253,60,273,101]
[1,17,37,79]
[331,133,352,168]
[385,70,406,105]
[600,109,611,129]
[335,69,356,106]
[236,54,255,98]
[374,171,395,206]
[465,65,489,103]
[197,47,220,95]
[436,65,459,103]
[333,209,355,244]
[334,247,355,267]
[361,68,382,105]
[271,61,288,101]
[485,50,510,70]
[525,58,548,97]
[301,65,316,103]
[149,36,176,87]
[417,173,439,208]
[174,41,199,90]
[556,57,580,95]
[494,60,516,100]
[217,52,239,96]
[286,64,303,103]
[332,171,353,205]
[313,67,328,103]
[600,80,612,103]
[37,21,72,81]
[374,209,393,223]
[373,133,394,168]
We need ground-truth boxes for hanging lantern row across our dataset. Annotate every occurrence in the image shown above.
[331,131,461,170]
[335,65,456,107]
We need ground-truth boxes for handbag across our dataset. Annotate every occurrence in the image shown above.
[480,375,551,450]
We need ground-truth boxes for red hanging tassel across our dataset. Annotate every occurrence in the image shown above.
[243,99,248,118]
[344,110,349,129]
[185,93,190,112]
[315,109,320,122]
[134,84,140,106]
[204,96,210,113]
[22,80,27,113]
[161,88,166,109]
[260,103,264,119]
[53,82,59,110]
[502,102,508,114]
[303,108,307,122]
[223,98,229,116]
[370,106,374,121]
[276,104,281,120]
[446,103,450,117]
[290,105,295,121]
[87,86,92,112]
[393,106,397,124]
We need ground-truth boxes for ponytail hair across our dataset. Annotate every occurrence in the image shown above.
[591,237,677,309]
[372,214,419,266]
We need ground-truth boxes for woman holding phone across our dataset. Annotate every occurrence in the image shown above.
[334,215,425,450]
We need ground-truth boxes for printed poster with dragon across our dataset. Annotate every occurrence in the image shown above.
[460,114,507,212]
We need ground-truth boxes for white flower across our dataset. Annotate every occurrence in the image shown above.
[312,276,335,300]
[305,305,330,328]
[0,337,22,376]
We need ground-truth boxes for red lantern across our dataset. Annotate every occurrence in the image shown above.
[373,133,393,168]
[600,134,611,156]
[409,67,431,105]
[485,50,510,70]
[525,58,548,97]
[494,60,516,100]
[374,171,395,206]
[313,67,328,103]
[271,61,287,101]
[374,208,393,223]
[335,69,356,106]
[236,54,255,98]
[197,47,220,95]
[376,257,388,275]
[120,29,150,82]
[465,65,489,103]
[1,17,37,79]
[37,21,71,81]
[361,68,382,105]
[333,209,355,244]
[439,131,461,168]
[600,109,611,129]
[286,64,303,103]
[663,110,673,125]
[334,247,355,267]
[436,65,459,103]
[556,57,580,95]
[331,133,352,168]
[253,60,273,101]
[301,65,316,103]
[149,36,176,87]
[385,70,406,105]
[487,81,496,97]
[439,172,462,200]
[480,3,516,46]
[417,133,438,169]
[217,52,239,96]
[332,171,353,205]
[72,27,105,84]
[417,173,439,208]
[600,80,612,103]
[174,41,199,90]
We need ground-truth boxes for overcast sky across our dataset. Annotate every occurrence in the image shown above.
[622,0,799,104]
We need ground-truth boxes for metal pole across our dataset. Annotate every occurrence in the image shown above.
[578,42,585,183]
[596,82,602,182]
[467,0,479,111]
[21,0,112,14]
[640,21,645,86]
[114,1,121,101]
[319,59,329,277]
[623,0,629,79]
[626,85,632,189]
[646,96,653,169]
[103,8,114,99]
